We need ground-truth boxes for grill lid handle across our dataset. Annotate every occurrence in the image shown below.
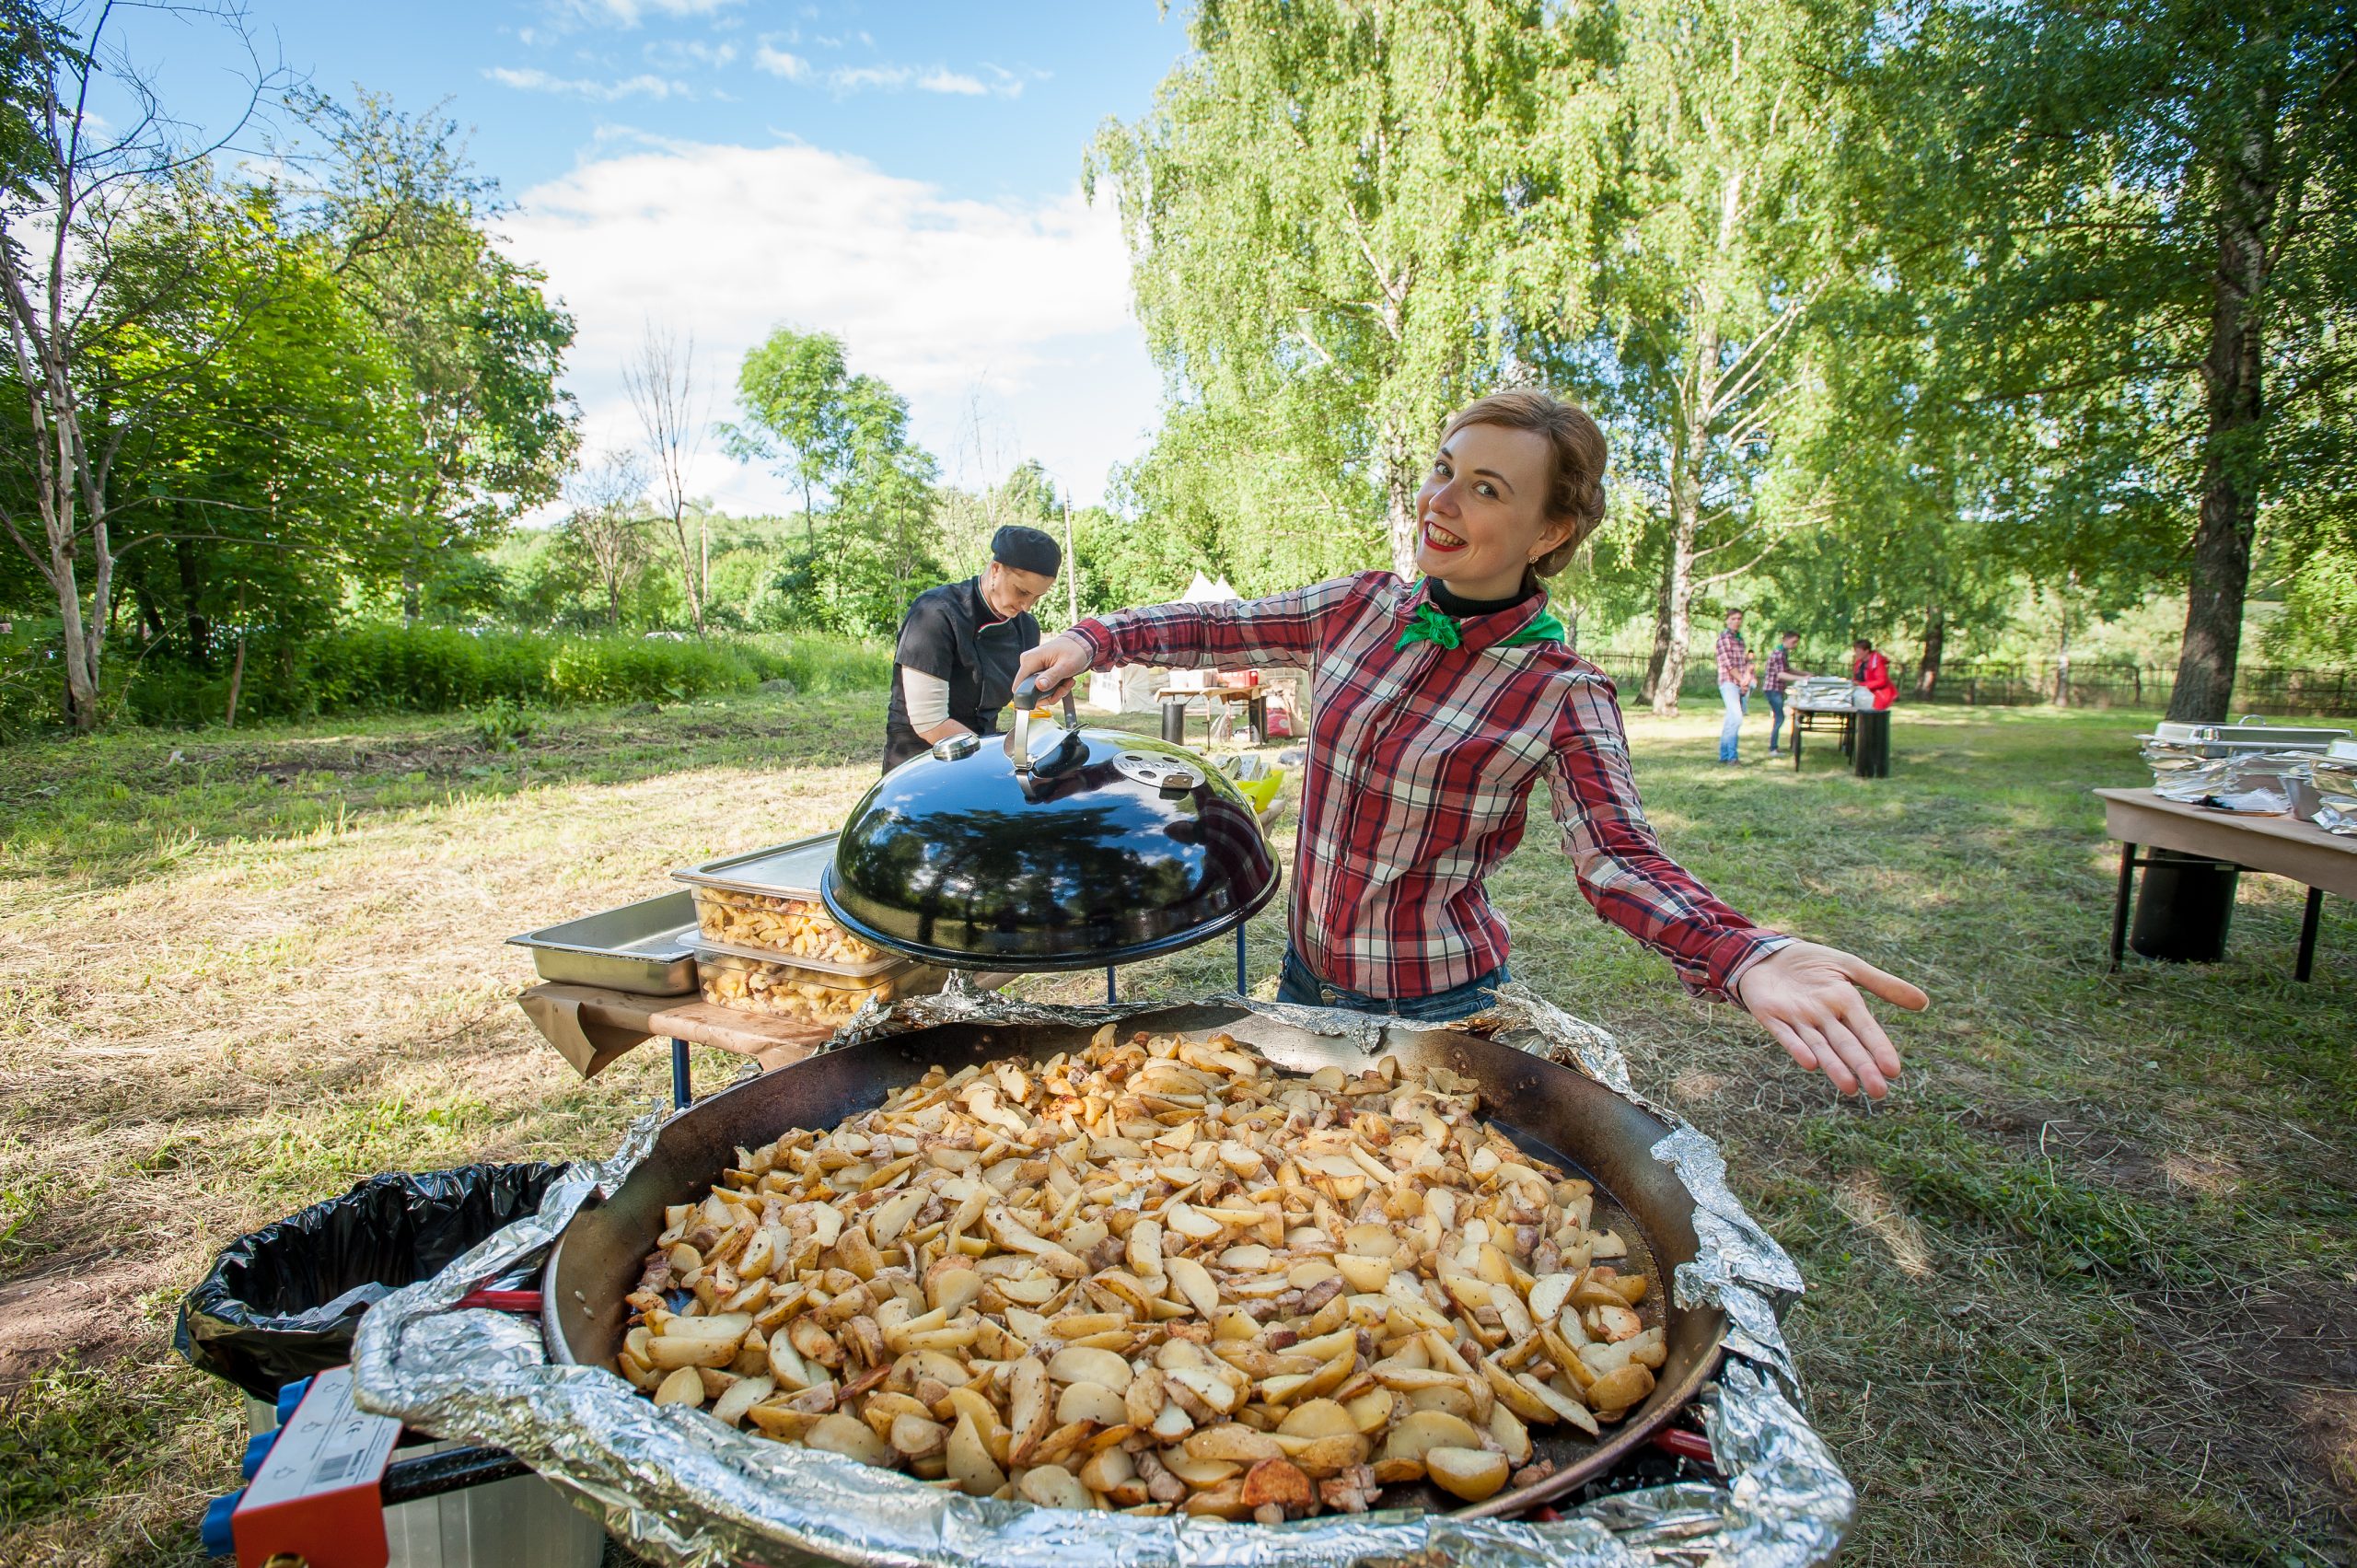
[1005,675,1080,775]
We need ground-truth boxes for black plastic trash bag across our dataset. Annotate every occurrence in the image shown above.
[175,1162,566,1401]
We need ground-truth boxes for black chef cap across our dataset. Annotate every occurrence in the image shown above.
[992,525,1062,577]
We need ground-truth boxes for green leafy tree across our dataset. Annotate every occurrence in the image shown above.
[727,326,852,542]
[1567,0,1852,714]
[0,0,291,726]
[1852,0,2357,719]
[107,203,410,691]
[832,373,943,631]
[300,90,579,626]
[1092,0,1610,578]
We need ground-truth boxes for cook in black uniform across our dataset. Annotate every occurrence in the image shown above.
[881,525,1062,772]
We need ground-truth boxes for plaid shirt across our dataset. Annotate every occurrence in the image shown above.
[1072,573,1787,1002]
[1761,644,1793,694]
[1715,628,1752,688]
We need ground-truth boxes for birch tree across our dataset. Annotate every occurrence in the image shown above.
[1091,0,1611,578]
[560,447,649,630]
[0,0,284,727]
[1592,0,1848,714]
[623,322,707,633]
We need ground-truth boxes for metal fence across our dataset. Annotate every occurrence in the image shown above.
[1898,661,2357,716]
[1575,652,2357,717]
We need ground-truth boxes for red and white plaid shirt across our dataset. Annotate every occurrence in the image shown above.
[1761,644,1793,693]
[1073,573,1787,1002]
[1715,628,1752,688]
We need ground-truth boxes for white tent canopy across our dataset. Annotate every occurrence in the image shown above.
[1086,573,1239,714]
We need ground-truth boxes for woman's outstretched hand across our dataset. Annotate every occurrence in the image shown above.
[1735,941,1928,1099]
[1016,635,1093,704]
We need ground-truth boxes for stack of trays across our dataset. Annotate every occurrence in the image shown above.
[674,836,943,1026]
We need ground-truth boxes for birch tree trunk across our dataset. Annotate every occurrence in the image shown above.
[1381,416,1421,581]
[1650,310,1722,718]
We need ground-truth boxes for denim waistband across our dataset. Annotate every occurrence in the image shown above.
[1276,945,1508,1024]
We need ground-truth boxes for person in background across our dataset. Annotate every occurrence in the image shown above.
[880,525,1061,772]
[1762,630,1810,756]
[1852,638,1898,710]
[1715,609,1754,765]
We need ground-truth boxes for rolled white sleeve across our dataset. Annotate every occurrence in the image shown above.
[900,667,952,729]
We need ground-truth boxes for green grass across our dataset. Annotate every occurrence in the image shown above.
[0,695,2351,1565]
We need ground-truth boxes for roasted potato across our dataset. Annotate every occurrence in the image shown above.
[625,1028,1660,1518]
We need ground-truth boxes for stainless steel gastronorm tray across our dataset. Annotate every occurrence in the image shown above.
[670,833,837,900]
[507,891,701,995]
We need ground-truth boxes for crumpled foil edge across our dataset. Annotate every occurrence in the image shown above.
[353,985,1852,1567]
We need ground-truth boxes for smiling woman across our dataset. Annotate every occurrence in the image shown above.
[1017,389,1930,1098]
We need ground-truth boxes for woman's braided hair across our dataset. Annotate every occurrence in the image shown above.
[1438,390,1608,580]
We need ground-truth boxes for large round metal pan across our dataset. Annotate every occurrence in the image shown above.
[542,1002,1726,1521]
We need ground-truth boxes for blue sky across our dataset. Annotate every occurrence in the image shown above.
[154,1,1195,514]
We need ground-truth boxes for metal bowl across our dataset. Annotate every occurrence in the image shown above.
[541,1002,1728,1520]
[822,694,1279,972]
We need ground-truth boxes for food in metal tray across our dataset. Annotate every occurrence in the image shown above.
[619,1029,1666,1520]
[692,886,883,967]
[696,949,900,1023]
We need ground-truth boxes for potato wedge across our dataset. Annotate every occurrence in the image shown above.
[807,1412,892,1467]
[622,1031,1658,1521]
[1426,1446,1510,1503]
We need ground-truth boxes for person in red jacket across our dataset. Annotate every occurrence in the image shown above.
[1852,639,1898,710]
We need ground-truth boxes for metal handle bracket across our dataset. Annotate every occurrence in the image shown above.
[1006,677,1079,775]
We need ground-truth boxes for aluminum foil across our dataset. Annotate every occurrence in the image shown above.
[2315,759,2357,836]
[2142,744,2316,807]
[353,990,1852,1567]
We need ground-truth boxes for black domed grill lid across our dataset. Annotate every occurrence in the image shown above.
[823,695,1278,971]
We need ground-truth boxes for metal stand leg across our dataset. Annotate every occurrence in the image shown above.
[1793,723,1802,770]
[2296,886,2324,982]
[1106,966,1118,1004]
[670,1038,691,1109]
[2110,844,2136,972]
[1236,925,1248,993]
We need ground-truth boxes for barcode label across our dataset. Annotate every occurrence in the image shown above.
[243,1368,401,1509]
[311,1447,367,1486]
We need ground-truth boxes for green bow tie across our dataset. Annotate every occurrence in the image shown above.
[1395,604,1462,652]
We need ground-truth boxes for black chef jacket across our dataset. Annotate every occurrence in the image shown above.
[883,575,1040,772]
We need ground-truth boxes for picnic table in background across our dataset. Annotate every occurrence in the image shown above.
[2096,787,2355,981]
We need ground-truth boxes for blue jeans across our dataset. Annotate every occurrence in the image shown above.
[1766,690,1787,750]
[1276,946,1507,1024]
[1718,680,1747,761]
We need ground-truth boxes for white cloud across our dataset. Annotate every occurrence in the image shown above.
[775,61,1028,98]
[829,64,910,90]
[555,0,743,26]
[487,66,694,101]
[645,39,737,69]
[753,44,811,79]
[502,137,1158,514]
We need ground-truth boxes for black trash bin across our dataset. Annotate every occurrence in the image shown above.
[1852,709,1891,778]
[175,1162,564,1401]
[2131,849,2239,962]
